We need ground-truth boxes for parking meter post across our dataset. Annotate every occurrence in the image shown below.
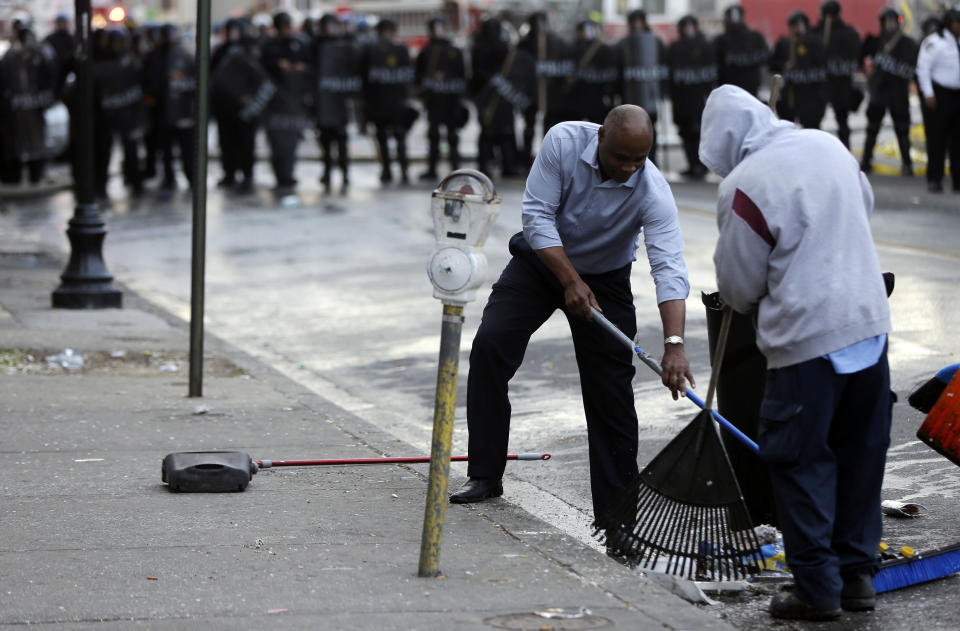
[418,169,499,578]
[417,303,464,577]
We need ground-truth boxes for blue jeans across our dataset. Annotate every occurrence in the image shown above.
[759,347,892,609]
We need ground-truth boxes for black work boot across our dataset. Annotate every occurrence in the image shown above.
[841,568,876,611]
[769,592,842,621]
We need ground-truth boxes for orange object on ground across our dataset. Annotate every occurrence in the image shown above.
[917,369,960,467]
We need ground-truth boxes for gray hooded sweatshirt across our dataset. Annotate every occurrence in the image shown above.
[699,85,891,369]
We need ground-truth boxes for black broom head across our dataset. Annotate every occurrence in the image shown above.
[596,409,763,581]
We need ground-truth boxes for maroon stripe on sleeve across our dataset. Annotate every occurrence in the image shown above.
[732,188,774,247]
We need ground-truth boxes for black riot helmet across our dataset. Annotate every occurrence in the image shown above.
[788,11,810,28]
[528,11,548,34]
[376,18,397,37]
[627,9,648,30]
[478,16,504,43]
[677,14,699,38]
[427,16,446,38]
[724,5,745,27]
[879,8,901,32]
[273,11,293,35]
[820,1,841,19]
[576,19,598,41]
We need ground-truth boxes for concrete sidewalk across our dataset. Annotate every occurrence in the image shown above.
[0,252,731,629]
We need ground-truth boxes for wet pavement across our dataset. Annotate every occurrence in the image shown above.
[2,135,959,629]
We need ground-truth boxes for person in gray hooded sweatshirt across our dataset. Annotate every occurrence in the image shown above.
[699,84,892,621]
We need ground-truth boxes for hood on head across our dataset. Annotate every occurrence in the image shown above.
[699,85,795,177]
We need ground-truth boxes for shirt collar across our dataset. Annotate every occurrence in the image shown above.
[580,135,643,188]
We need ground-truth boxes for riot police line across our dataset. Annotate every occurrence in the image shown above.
[2,4,957,198]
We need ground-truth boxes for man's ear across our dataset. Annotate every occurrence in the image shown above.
[598,126,605,144]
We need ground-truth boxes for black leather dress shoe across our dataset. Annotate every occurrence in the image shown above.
[769,592,841,621]
[449,478,503,504]
[841,569,876,611]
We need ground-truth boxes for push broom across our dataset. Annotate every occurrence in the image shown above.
[591,307,763,581]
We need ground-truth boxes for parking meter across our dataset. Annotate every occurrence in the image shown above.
[419,169,499,578]
[426,170,500,305]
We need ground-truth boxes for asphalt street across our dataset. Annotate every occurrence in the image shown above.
[3,145,959,629]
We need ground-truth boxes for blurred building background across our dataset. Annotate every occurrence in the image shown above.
[0,0,950,51]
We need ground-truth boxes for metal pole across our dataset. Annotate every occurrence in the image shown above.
[189,0,211,398]
[51,0,122,309]
[418,303,464,577]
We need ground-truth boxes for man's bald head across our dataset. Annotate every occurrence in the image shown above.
[603,105,653,137]
[597,105,653,183]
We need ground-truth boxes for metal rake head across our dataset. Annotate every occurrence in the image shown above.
[596,410,764,581]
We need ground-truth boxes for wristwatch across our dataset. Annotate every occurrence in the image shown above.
[664,335,684,346]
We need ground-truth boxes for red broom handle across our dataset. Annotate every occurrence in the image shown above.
[257,453,551,469]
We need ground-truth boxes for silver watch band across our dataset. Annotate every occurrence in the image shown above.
[664,335,684,345]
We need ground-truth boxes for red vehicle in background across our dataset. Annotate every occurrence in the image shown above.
[741,0,907,42]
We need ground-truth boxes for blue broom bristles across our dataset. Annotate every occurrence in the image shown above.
[874,543,960,593]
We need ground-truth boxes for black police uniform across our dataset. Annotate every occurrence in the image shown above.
[416,33,467,178]
[143,34,197,190]
[314,32,361,189]
[0,33,56,184]
[93,42,145,197]
[618,26,667,163]
[812,15,862,147]
[471,19,533,177]
[566,33,617,124]
[43,27,73,97]
[771,30,828,128]
[860,18,918,174]
[261,34,314,191]
[211,32,268,192]
[714,18,768,96]
[362,36,414,183]
[667,18,716,177]
[517,20,573,166]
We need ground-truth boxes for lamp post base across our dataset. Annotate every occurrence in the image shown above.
[51,203,123,309]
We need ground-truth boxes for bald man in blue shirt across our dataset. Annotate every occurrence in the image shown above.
[451,105,694,549]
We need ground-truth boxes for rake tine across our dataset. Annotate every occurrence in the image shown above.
[650,494,684,571]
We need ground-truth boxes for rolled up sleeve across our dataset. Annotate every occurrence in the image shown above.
[522,131,565,250]
[641,192,690,304]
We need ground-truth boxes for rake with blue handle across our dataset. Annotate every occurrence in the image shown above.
[589,306,759,454]
[589,305,763,580]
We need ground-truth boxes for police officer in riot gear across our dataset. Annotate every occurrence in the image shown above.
[667,14,715,178]
[813,1,862,148]
[261,11,313,196]
[143,24,197,193]
[471,17,533,178]
[860,9,918,176]
[618,10,666,164]
[415,17,467,181]
[518,11,572,167]
[566,19,617,124]
[93,29,145,198]
[714,4,768,97]
[211,18,263,194]
[314,14,361,193]
[771,11,828,129]
[363,19,414,185]
[0,25,56,185]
